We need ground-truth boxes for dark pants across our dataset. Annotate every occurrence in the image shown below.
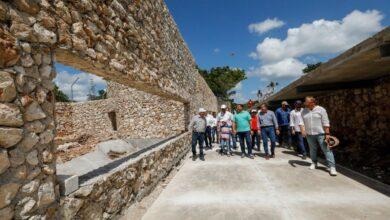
[237,131,252,155]
[279,125,292,147]
[192,132,205,155]
[211,126,217,143]
[205,126,213,148]
[293,132,307,156]
[261,126,276,155]
[251,129,260,150]
[230,133,237,149]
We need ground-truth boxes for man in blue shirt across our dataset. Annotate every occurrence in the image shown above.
[275,101,292,148]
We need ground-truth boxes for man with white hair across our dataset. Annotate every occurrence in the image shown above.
[188,108,207,160]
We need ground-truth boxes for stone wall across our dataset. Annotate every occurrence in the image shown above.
[55,83,185,146]
[317,76,390,184]
[0,0,217,219]
[59,133,190,220]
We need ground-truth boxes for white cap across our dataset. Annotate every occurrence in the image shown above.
[220,104,227,109]
[282,101,289,105]
[198,108,207,113]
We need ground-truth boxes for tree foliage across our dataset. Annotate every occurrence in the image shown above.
[303,62,322,74]
[54,85,71,102]
[197,66,246,99]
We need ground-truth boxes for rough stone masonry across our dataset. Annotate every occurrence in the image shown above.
[0,0,217,219]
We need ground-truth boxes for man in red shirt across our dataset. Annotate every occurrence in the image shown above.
[250,109,261,151]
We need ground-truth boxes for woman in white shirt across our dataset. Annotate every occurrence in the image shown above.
[301,96,337,176]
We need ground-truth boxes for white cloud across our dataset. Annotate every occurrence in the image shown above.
[54,71,107,101]
[213,48,220,53]
[252,10,384,63]
[230,91,246,104]
[249,10,384,81]
[248,58,306,80]
[232,82,242,90]
[249,18,285,34]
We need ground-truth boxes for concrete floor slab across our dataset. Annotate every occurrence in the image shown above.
[140,146,390,220]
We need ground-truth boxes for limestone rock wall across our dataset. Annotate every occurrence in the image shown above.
[59,133,190,220]
[55,84,185,146]
[317,76,390,184]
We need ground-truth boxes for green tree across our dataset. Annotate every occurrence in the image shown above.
[197,66,246,99]
[53,85,70,102]
[303,62,322,74]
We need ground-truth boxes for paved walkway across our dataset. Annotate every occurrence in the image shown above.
[141,146,390,220]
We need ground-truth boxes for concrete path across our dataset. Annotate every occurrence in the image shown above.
[141,146,390,220]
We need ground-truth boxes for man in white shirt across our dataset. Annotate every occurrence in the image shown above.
[205,112,216,149]
[290,100,307,159]
[302,96,337,176]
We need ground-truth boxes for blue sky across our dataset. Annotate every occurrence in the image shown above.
[165,0,390,103]
[55,0,389,102]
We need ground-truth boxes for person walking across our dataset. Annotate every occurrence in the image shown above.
[233,104,253,158]
[290,100,307,159]
[276,101,292,148]
[250,109,261,151]
[211,112,218,143]
[258,103,279,159]
[188,108,207,161]
[302,96,337,176]
[219,119,233,156]
[217,105,236,150]
[205,112,215,149]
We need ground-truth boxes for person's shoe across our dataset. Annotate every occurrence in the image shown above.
[248,154,254,159]
[265,155,270,160]
[192,154,197,161]
[199,154,205,161]
[302,155,307,160]
[271,154,275,158]
[330,167,337,176]
[241,153,246,158]
[309,163,317,170]
[227,153,231,157]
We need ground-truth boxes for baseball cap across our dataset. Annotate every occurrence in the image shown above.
[198,108,207,113]
[282,101,289,105]
[221,104,227,109]
[295,100,302,105]
[251,109,257,113]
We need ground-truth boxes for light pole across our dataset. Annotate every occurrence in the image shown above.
[70,77,79,102]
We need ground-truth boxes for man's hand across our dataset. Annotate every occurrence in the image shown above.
[276,129,280,135]
[250,130,254,135]
[325,134,330,145]
[301,130,306,137]
[257,130,261,135]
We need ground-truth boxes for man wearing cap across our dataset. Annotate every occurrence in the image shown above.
[250,109,261,151]
[258,103,279,159]
[188,108,207,160]
[233,104,253,158]
[290,100,307,159]
[276,101,292,148]
[302,96,337,176]
[217,104,236,150]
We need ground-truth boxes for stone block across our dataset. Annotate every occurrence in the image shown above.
[58,175,79,196]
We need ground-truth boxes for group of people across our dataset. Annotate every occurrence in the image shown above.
[188,96,337,176]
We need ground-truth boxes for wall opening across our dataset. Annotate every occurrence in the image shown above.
[108,111,118,131]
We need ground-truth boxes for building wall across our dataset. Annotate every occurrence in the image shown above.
[317,76,390,184]
[55,85,186,146]
[0,0,217,218]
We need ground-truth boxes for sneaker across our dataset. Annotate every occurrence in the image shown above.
[241,153,246,158]
[302,155,307,160]
[271,154,275,158]
[199,154,205,161]
[248,154,254,159]
[309,163,317,170]
[265,155,270,160]
[330,167,337,176]
[192,154,197,161]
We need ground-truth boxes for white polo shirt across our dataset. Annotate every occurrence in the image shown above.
[301,106,330,135]
[290,109,304,132]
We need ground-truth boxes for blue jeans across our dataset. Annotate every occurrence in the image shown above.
[306,134,336,168]
[251,129,260,150]
[220,139,231,153]
[261,126,276,155]
[229,133,237,149]
[293,132,307,156]
[192,132,205,155]
[211,126,217,142]
[237,131,252,155]
[205,126,213,148]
